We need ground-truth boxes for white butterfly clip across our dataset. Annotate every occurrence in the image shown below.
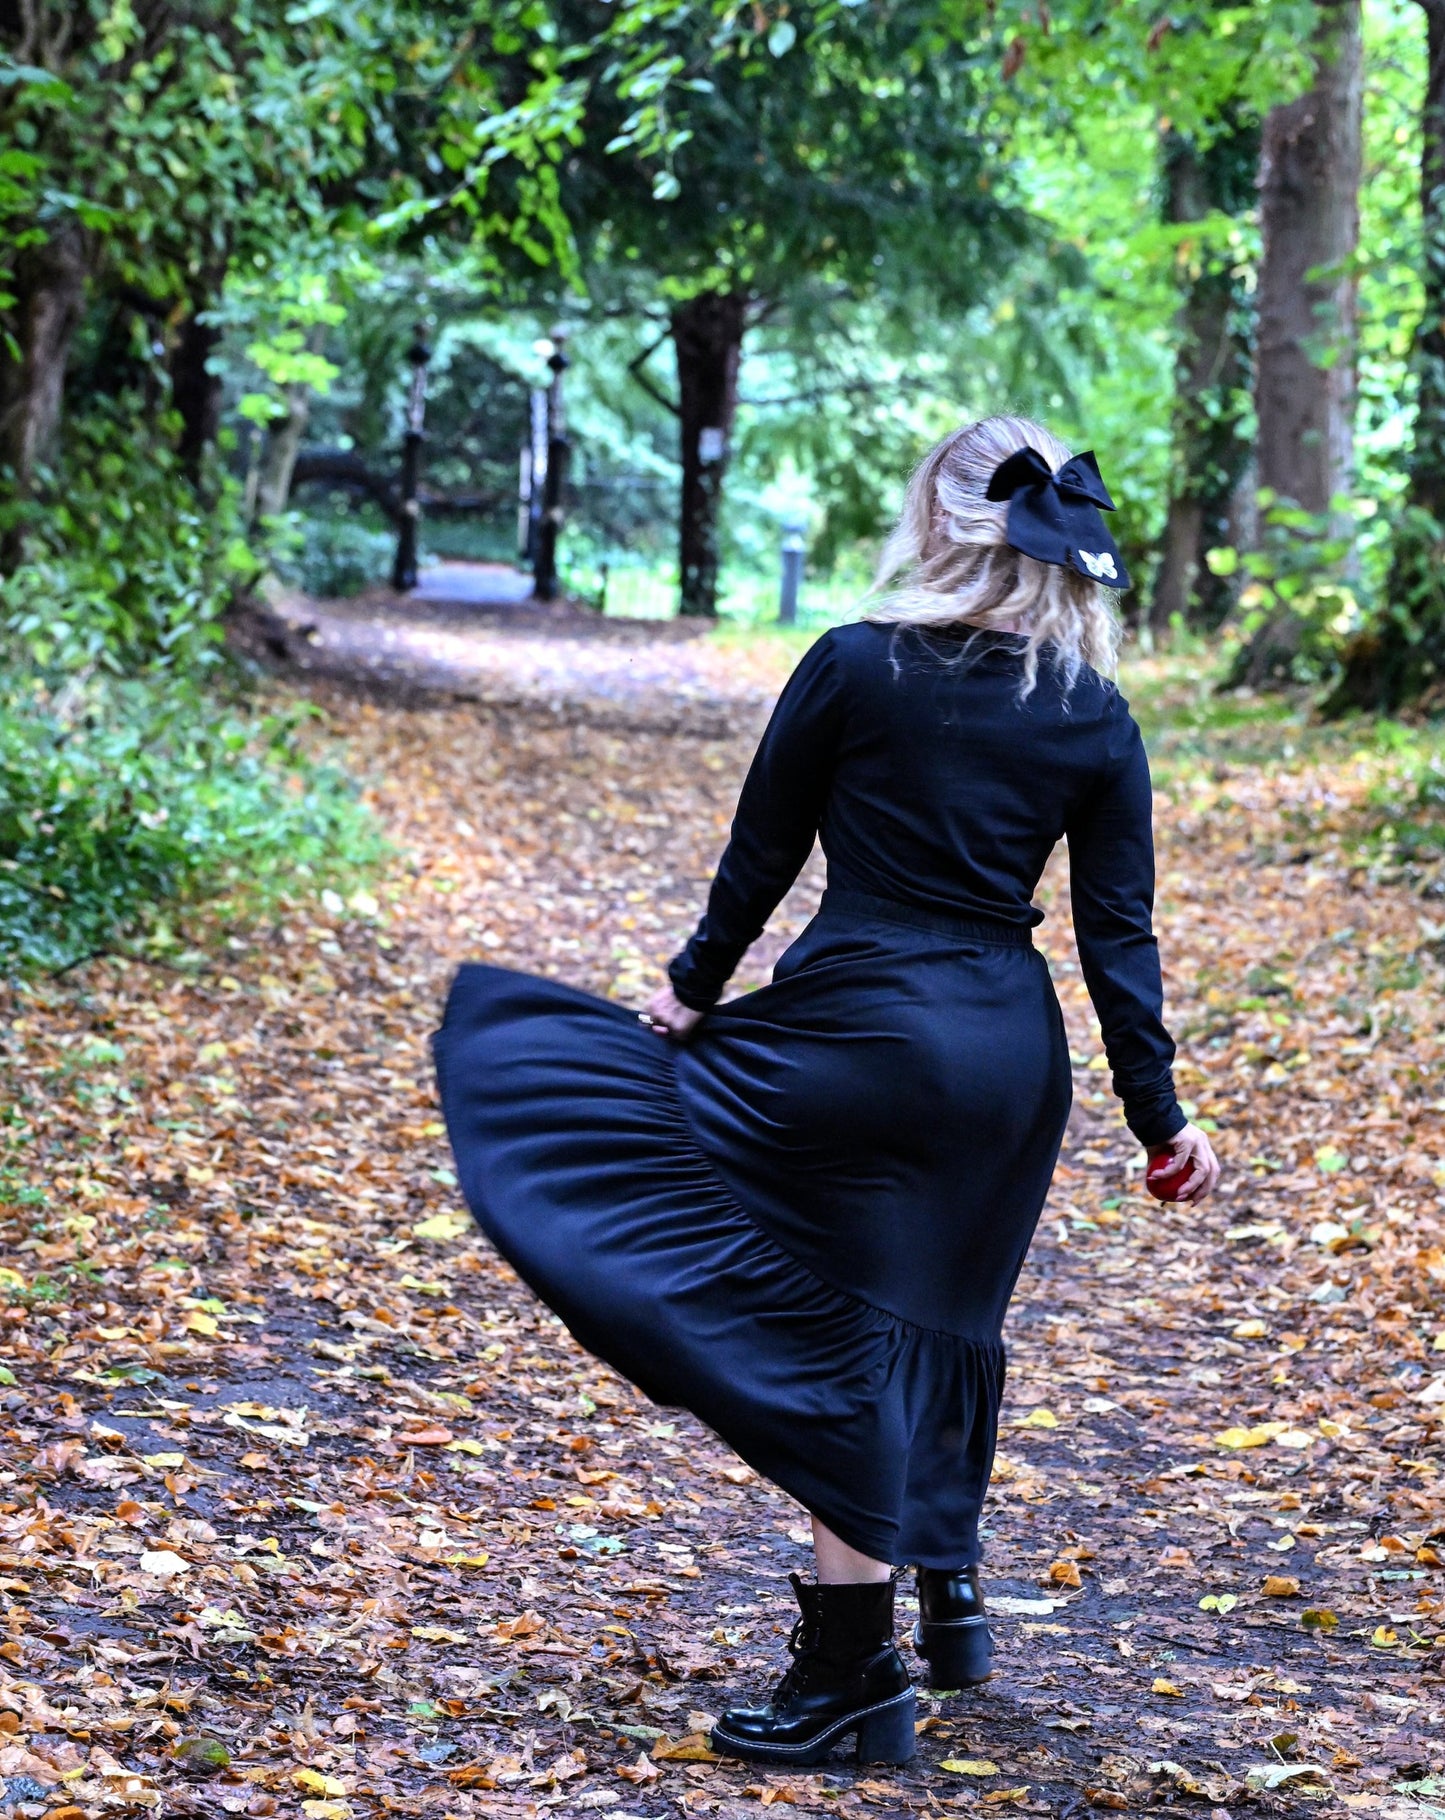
[1078,549,1118,581]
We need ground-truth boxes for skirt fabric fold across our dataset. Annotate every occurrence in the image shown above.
[433,903,1071,1568]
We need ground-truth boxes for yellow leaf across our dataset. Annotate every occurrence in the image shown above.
[410,1626,469,1644]
[444,1553,491,1568]
[301,1805,351,1820]
[1015,1407,1058,1429]
[1262,1575,1301,1597]
[412,1211,471,1241]
[1214,1421,1285,1449]
[1231,1319,1268,1339]
[1047,1560,1083,1588]
[185,1312,219,1337]
[294,1770,347,1796]
[446,1438,485,1455]
[941,1760,1000,1775]
[0,1267,26,1291]
[1152,1678,1183,1697]
[142,1452,186,1469]
[1371,1625,1399,1649]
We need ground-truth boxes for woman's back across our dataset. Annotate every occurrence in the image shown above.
[814,621,1143,927]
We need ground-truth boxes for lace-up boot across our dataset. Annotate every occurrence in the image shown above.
[710,1572,916,1766]
[912,1565,993,1688]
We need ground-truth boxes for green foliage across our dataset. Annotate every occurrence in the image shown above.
[276,507,397,601]
[0,405,256,674]
[568,0,1036,307]
[1326,504,1445,712]
[1208,493,1366,682]
[0,676,385,974]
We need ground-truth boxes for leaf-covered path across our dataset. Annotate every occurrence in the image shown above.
[3,630,1444,1820]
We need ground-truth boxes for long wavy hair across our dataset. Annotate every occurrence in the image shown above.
[867,414,1122,695]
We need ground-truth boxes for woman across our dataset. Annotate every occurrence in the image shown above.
[433,415,1220,1771]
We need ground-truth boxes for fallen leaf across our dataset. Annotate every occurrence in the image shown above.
[294,1769,348,1796]
[941,1758,1000,1775]
[138,1550,189,1579]
[412,1211,471,1241]
[652,1733,721,1762]
[1214,1421,1287,1449]
[1263,1575,1301,1597]
[1014,1407,1059,1428]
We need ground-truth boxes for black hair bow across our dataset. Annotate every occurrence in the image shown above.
[984,445,1131,590]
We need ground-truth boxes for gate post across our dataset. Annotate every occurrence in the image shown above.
[391,328,432,593]
[533,328,570,602]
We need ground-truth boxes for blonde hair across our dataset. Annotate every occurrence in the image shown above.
[868,414,1122,695]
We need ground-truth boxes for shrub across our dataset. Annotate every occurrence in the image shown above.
[0,405,257,676]
[0,676,386,974]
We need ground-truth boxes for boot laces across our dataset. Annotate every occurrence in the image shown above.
[771,1611,820,1706]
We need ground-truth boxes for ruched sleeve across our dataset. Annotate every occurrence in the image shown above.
[1065,716,1186,1147]
[668,634,845,1011]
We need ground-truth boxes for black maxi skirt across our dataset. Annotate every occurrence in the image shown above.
[432,890,1073,1569]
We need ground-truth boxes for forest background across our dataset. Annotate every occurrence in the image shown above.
[0,0,1441,974]
[6,7,1445,1809]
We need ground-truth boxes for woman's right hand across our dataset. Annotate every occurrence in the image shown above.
[1144,1121,1221,1203]
[641,982,705,1042]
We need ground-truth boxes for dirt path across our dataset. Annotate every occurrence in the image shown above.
[2,627,1442,1820]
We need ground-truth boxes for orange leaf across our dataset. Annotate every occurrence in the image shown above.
[445,1766,497,1789]
[1262,1575,1301,1597]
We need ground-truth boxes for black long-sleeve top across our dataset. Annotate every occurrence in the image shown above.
[667,622,1186,1148]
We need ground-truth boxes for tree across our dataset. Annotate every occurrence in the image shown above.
[1230,0,1363,686]
[1329,0,1445,711]
[561,1,1032,615]
[1149,114,1259,634]
[0,0,689,572]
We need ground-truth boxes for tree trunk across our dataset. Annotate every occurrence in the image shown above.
[171,276,226,486]
[1232,0,1362,686]
[0,221,89,507]
[671,290,747,618]
[255,382,314,523]
[1149,120,1258,636]
[1328,0,1445,712]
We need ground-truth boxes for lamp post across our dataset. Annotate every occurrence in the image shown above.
[391,327,432,593]
[533,328,570,602]
[778,517,806,625]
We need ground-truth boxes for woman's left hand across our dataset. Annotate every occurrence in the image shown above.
[1145,1121,1222,1203]
[642,983,705,1042]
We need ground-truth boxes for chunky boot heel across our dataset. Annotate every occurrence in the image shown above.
[711,1574,916,1767]
[854,1688,918,1764]
[913,1566,993,1689]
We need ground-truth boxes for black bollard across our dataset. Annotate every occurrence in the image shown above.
[391,328,432,594]
[534,329,570,602]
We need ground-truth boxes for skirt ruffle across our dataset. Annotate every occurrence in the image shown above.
[434,963,1010,1566]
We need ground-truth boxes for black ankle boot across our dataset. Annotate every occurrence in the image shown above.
[912,1565,993,1688]
[710,1573,916,1766]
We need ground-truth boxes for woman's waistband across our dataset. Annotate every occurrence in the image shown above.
[816,887,1035,947]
